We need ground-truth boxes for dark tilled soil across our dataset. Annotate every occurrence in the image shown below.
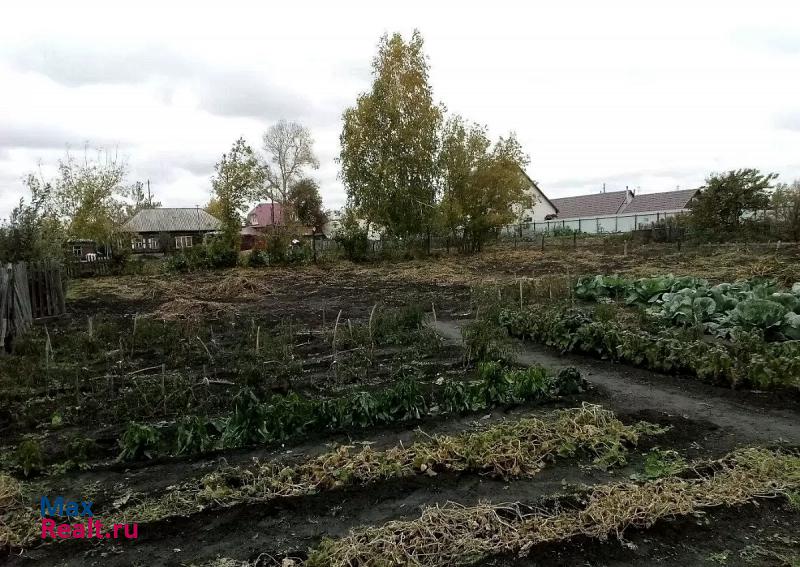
[10,406,713,566]
[480,499,800,567]
[7,302,800,566]
[433,319,800,447]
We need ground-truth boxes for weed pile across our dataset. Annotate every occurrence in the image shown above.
[306,448,800,567]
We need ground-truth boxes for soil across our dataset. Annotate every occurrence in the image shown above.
[5,257,800,567]
[10,407,718,567]
[433,319,800,447]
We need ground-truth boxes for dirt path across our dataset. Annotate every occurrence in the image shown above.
[433,319,800,445]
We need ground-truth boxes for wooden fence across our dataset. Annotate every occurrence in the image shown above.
[65,258,111,278]
[0,260,66,351]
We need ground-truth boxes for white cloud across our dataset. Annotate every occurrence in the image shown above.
[1,0,800,219]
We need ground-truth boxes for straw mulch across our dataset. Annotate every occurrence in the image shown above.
[306,448,800,567]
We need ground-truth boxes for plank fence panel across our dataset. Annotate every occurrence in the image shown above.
[0,260,67,351]
[0,266,10,348]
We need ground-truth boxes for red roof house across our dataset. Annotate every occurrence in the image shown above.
[247,203,285,227]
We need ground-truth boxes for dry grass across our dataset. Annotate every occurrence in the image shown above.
[110,404,654,526]
[0,473,37,549]
[306,448,800,567]
[152,298,240,321]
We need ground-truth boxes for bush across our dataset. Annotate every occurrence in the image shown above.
[164,239,237,272]
[335,224,370,262]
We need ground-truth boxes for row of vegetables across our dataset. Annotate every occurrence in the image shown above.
[574,274,800,341]
[498,307,800,390]
[116,363,586,462]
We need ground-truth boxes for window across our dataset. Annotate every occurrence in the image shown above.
[132,239,145,249]
[72,246,82,257]
[147,238,159,249]
[175,235,193,249]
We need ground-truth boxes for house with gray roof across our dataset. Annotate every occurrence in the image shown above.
[550,190,633,220]
[620,188,699,215]
[121,208,222,252]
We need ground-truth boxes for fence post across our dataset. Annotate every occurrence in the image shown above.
[541,233,545,252]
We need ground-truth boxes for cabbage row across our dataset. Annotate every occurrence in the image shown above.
[498,307,800,390]
[575,274,800,341]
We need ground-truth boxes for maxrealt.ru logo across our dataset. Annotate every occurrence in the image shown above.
[40,496,138,540]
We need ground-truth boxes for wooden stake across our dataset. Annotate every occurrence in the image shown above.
[333,309,342,358]
[131,312,138,357]
[368,303,377,353]
[519,279,523,310]
[161,363,166,417]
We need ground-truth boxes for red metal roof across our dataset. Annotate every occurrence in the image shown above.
[247,203,285,227]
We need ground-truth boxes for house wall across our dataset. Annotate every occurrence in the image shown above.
[128,231,214,253]
[68,242,98,261]
[517,183,558,222]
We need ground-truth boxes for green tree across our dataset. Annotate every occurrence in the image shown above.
[211,138,266,246]
[288,178,328,262]
[54,148,128,243]
[262,120,319,210]
[439,117,532,252]
[689,169,776,235]
[203,197,226,222]
[0,175,65,262]
[288,178,327,231]
[771,180,800,241]
[340,30,443,238]
[123,181,161,220]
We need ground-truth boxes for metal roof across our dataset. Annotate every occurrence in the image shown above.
[550,190,631,219]
[121,208,222,233]
[620,188,700,214]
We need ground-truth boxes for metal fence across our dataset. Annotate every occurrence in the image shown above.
[501,211,684,238]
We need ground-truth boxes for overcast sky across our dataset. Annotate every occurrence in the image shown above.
[1,1,799,219]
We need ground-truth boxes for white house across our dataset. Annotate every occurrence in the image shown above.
[322,209,382,241]
[516,169,559,222]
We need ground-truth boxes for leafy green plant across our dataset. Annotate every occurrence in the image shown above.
[15,438,44,477]
[381,378,427,421]
[119,423,160,461]
[462,320,512,363]
[437,380,478,414]
[263,393,314,441]
[555,366,585,395]
[175,416,219,455]
[222,388,268,448]
[477,361,512,405]
[631,448,687,480]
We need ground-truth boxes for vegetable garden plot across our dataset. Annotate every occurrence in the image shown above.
[575,274,800,340]
[1,404,660,548]
[303,448,800,567]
